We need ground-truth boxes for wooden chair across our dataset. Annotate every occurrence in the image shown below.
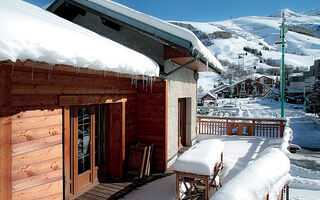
[176,153,224,200]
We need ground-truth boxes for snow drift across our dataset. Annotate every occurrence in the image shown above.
[212,148,292,200]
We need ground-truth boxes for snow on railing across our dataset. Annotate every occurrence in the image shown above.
[212,148,292,200]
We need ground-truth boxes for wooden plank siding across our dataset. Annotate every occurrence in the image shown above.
[136,81,166,171]
[11,109,63,199]
[0,62,167,198]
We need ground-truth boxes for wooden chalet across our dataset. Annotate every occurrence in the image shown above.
[199,92,217,106]
[256,75,275,89]
[0,0,222,200]
[231,78,268,97]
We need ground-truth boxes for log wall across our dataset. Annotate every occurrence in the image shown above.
[136,82,166,171]
[0,62,167,198]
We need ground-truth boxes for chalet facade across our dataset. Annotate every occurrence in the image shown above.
[0,0,222,200]
[47,0,222,172]
[256,75,275,88]
[231,78,266,97]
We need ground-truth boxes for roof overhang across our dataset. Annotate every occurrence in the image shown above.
[47,0,221,74]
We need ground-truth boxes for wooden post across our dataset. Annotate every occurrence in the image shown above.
[205,176,209,200]
[280,121,285,138]
[0,117,12,200]
[121,101,126,178]
[176,172,180,200]
[63,107,71,199]
[164,80,168,170]
[252,120,256,136]
[0,66,12,200]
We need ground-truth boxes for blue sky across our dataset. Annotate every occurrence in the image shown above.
[24,0,319,21]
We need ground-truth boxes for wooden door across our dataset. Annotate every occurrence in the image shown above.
[178,98,186,148]
[73,107,95,193]
[72,106,107,194]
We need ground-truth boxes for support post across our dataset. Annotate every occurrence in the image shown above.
[280,13,286,118]
[0,66,12,200]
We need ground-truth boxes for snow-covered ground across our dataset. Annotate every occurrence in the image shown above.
[199,97,320,199]
[121,98,320,200]
[171,9,320,74]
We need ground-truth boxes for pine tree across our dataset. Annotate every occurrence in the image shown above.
[307,80,320,117]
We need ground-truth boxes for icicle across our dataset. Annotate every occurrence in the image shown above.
[48,66,53,79]
[206,59,209,72]
[31,63,35,81]
[135,76,138,88]
[11,63,15,78]
[131,75,134,88]
[142,75,145,90]
[150,76,154,93]
[103,71,106,78]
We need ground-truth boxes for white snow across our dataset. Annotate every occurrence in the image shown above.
[121,135,288,200]
[172,11,320,72]
[0,0,159,77]
[198,97,320,199]
[213,148,291,200]
[86,0,223,72]
[173,139,224,176]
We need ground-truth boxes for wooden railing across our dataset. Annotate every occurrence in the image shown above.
[198,116,286,138]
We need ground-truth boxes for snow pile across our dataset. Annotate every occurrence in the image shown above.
[174,139,224,176]
[290,164,320,190]
[0,0,159,77]
[280,126,293,157]
[212,148,291,200]
[86,0,223,72]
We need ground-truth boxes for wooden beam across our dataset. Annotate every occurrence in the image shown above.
[121,101,126,178]
[0,117,12,200]
[63,107,71,199]
[164,46,189,59]
[0,65,12,200]
[59,95,128,106]
[2,60,162,82]
[164,80,168,170]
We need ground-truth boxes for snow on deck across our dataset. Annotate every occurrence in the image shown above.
[0,0,159,77]
[197,135,282,183]
[85,0,223,72]
[121,135,283,200]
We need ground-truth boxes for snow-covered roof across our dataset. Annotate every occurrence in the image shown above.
[210,84,229,94]
[0,0,159,77]
[48,0,223,73]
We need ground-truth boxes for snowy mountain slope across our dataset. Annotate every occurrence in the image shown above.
[170,8,320,74]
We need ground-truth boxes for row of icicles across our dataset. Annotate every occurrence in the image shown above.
[131,75,155,92]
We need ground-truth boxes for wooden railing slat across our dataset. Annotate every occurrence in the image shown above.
[197,117,285,138]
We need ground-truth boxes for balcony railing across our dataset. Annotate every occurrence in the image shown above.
[198,116,286,138]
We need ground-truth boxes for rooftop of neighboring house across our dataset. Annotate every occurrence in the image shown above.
[47,0,223,74]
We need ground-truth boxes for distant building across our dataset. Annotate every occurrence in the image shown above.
[286,59,320,94]
[230,78,271,98]
[255,75,275,89]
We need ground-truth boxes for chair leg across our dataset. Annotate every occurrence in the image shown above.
[176,173,180,200]
[182,178,193,200]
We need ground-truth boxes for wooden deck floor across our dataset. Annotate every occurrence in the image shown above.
[76,146,191,200]
[75,173,174,200]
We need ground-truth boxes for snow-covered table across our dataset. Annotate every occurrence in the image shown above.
[174,139,224,200]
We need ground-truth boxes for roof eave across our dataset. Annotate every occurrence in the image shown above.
[48,0,222,74]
